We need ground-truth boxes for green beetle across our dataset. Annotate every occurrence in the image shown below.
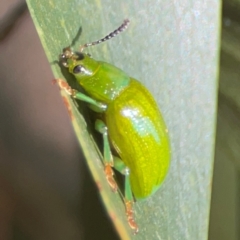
[58,19,170,233]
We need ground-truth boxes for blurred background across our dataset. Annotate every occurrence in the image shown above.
[208,1,240,240]
[0,0,239,240]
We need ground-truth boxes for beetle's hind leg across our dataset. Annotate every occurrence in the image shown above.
[95,119,118,192]
[95,119,138,233]
[113,157,139,234]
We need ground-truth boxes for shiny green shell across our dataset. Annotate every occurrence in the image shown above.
[68,53,170,200]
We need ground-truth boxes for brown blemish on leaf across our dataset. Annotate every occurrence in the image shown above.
[96,181,102,191]
[109,211,117,221]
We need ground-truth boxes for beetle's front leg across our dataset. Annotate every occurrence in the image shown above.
[95,119,117,192]
[55,79,107,112]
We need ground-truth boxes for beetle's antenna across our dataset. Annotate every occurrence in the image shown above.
[70,26,82,47]
[79,19,130,52]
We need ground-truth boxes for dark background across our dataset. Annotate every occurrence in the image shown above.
[0,1,119,239]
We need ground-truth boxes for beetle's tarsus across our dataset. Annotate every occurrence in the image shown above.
[125,200,139,234]
[105,164,118,192]
[55,79,75,95]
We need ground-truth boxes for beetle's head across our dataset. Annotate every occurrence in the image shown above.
[59,47,99,78]
[59,19,130,79]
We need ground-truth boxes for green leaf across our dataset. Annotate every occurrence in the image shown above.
[26,0,220,239]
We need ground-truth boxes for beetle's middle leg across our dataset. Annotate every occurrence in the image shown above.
[95,119,117,192]
[95,119,138,234]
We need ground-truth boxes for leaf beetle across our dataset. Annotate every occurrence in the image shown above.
[57,19,170,234]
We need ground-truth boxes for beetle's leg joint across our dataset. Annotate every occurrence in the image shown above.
[71,89,78,98]
[123,167,130,176]
[97,102,107,111]
[100,126,108,134]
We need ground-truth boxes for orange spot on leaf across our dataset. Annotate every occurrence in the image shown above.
[109,211,117,221]
[96,181,102,191]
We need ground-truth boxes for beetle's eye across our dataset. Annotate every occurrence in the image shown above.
[73,65,84,74]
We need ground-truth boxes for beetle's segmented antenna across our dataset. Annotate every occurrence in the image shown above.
[70,26,82,48]
[80,19,130,52]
